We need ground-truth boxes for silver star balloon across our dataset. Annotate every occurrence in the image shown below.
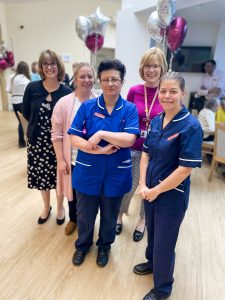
[88,7,111,36]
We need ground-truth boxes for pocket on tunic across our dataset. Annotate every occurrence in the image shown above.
[117,159,132,169]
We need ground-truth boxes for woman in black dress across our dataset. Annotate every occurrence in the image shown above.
[23,49,71,224]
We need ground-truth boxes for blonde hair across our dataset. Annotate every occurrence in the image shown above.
[73,62,96,81]
[139,47,168,81]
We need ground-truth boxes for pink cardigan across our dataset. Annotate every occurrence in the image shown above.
[51,92,81,201]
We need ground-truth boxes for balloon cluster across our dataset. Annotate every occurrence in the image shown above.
[0,41,15,71]
[76,7,110,53]
[147,0,187,70]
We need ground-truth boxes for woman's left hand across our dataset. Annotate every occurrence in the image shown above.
[145,186,160,202]
[86,131,103,150]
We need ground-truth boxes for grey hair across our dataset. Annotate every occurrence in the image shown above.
[159,71,185,91]
[205,97,220,110]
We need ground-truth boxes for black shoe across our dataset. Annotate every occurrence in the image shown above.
[19,142,26,148]
[56,216,65,225]
[96,249,109,267]
[38,206,52,224]
[133,227,145,242]
[56,208,65,225]
[143,290,169,300]
[115,223,122,235]
[133,262,153,275]
[72,250,86,266]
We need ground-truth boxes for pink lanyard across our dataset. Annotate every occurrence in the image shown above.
[144,85,158,130]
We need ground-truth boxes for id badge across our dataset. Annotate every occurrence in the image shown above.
[140,130,147,138]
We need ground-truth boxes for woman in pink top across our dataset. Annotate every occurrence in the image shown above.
[51,62,96,235]
[116,47,168,241]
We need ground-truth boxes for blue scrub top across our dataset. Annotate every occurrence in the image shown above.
[143,106,203,213]
[68,94,140,197]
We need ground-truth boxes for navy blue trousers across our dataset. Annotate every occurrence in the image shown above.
[75,191,123,253]
[144,199,185,298]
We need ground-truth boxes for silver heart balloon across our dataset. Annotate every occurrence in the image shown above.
[88,7,110,36]
[157,0,176,28]
[75,16,91,41]
[147,11,163,43]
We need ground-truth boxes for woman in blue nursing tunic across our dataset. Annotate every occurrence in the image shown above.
[68,59,140,268]
[133,72,203,300]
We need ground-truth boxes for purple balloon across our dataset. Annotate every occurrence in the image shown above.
[85,33,104,53]
[167,16,187,52]
[0,59,8,71]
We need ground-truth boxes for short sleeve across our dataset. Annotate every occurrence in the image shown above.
[179,120,203,168]
[67,102,86,137]
[123,104,140,136]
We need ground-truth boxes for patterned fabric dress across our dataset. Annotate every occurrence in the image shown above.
[27,99,56,190]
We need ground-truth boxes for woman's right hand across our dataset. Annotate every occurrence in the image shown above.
[99,144,119,155]
[138,183,149,199]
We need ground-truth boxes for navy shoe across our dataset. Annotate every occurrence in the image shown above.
[38,206,52,224]
[133,227,145,242]
[96,249,109,267]
[143,290,169,300]
[133,262,153,275]
[115,223,123,235]
[72,250,87,266]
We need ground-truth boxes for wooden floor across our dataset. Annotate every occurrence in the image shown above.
[0,111,225,300]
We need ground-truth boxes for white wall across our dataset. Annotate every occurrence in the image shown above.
[214,21,225,73]
[116,0,222,103]
[4,0,119,76]
[0,2,8,111]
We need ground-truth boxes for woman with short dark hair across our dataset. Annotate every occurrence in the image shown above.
[68,58,140,268]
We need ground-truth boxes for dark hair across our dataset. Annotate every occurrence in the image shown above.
[38,49,65,81]
[97,59,126,82]
[159,71,185,91]
[31,61,38,73]
[204,59,216,66]
[13,61,31,81]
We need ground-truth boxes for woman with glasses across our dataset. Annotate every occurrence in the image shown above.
[68,59,140,268]
[22,49,71,225]
[51,62,96,236]
[116,47,168,242]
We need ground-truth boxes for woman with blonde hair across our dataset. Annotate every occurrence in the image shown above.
[23,49,71,225]
[51,62,96,235]
[116,47,168,242]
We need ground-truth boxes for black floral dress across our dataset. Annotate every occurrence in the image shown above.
[27,99,57,190]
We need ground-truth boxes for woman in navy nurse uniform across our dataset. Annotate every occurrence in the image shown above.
[68,59,140,267]
[133,72,203,300]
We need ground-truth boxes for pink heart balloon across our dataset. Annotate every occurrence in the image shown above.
[85,33,104,53]
[167,16,187,52]
[0,59,8,71]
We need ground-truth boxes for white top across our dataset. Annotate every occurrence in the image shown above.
[198,108,215,138]
[201,69,225,97]
[8,74,30,104]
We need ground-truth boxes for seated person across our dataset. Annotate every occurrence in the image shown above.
[216,98,225,122]
[200,59,225,98]
[198,97,220,141]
